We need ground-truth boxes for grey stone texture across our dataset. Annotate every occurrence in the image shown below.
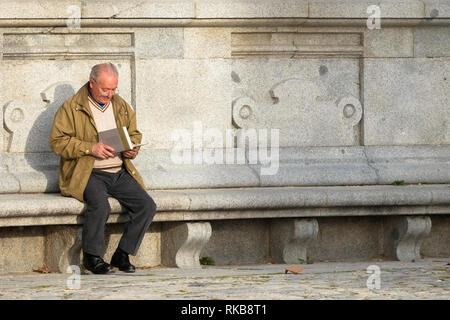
[414,26,450,57]
[383,216,432,262]
[270,219,319,264]
[1,259,449,300]
[364,58,450,146]
[0,226,46,273]
[232,58,361,147]
[161,222,212,268]
[201,219,270,265]
[422,215,450,258]
[0,0,449,272]
[364,28,414,57]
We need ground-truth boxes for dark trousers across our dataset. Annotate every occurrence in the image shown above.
[82,168,156,257]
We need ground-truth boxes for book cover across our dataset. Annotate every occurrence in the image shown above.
[98,126,134,154]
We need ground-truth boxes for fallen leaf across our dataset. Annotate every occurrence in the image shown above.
[33,266,51,274]
[285,265,304,274]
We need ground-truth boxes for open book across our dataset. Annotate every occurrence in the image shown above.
[98,126,146,154]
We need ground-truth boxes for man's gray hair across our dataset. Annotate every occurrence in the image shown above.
[89,62,119,81]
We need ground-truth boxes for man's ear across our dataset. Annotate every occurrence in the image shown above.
[89,79,94,89]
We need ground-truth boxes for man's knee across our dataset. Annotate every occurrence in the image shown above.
[143,195,157,219]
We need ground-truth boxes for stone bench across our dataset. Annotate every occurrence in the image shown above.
[1,2,449,273]
[1,184,449,272]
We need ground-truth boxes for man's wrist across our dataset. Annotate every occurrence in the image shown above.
[82,142,95,156]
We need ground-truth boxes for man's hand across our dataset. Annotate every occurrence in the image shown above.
[122,146,140,159]
[92,142,115,159]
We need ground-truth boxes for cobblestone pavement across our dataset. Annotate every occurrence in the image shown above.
[0,258,449,300]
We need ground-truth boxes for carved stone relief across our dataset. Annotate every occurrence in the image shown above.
[0,31,134,193]
[231,31,363,147]
[1,32,134,153]
[232,58,362,147]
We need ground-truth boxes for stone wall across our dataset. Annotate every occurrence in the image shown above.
[0,0,449,272]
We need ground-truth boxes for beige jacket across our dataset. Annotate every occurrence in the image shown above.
[49,82,145,202]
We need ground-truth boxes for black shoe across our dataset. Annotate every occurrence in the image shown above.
[83,253,115,275]
[111,248,136,273]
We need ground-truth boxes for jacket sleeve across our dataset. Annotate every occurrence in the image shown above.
[49,103,95,160]
[124,102,142,146]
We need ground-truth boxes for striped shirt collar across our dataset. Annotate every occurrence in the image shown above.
[88,90,111,112]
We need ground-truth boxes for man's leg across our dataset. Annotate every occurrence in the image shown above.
[109,169,157,256]
[82,171,112,256]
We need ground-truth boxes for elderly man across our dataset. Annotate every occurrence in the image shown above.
[50,63,156,274]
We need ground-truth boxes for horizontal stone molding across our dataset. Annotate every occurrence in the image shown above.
[2,145,449,193]
[137,145,450,188]
[0,0,449,21]
[0,184,449,227]
[2,32,135,60]
[231,31,364,58]
[0,18,450,28]
[0,0,449,28]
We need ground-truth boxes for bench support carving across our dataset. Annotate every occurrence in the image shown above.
[384,216,432,262]
[162,222,212,268]
[45,226,82,273]
[270,218,319,264]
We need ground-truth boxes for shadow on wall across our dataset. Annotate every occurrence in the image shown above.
[24,83,76,193]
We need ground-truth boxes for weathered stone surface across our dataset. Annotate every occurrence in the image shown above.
[0,0,195,19]
[364,28,413,57]
[231,30,363,57]
[1,184,450,228]
[2,144,449,193]
[134,28,184,59]
[44,224,161,273]
[0,155,20,193]
[270,219,319,264]
[196,0,309,19]
[309,0,425,19]
[421,215,450,258]
[308,216,382,261]
[184,28,231,59]
[362,145,450,184]
[1,0,450,21]
[161,222,212,268]
[82,0,195,19]
[0,0,81,19]
[0,0,449,273]
[103,223,161,268]
[383,216,432,262]
[414,26,450,57]
[135,59,232,150]
[201,219,270,265]
[232,58,361,147]
[1,59,132,153]
[0,226,45,273]
[424,0,450,18]
[364,58,450,145]
[45,226,83,273]
[2,259,450,299]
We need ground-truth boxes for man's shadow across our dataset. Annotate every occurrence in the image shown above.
[25,83,76,193]
[25,83,119,260]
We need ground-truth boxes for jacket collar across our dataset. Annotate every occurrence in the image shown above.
[73,82,91,112]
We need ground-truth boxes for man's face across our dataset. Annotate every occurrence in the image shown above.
[89,72,118,104]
